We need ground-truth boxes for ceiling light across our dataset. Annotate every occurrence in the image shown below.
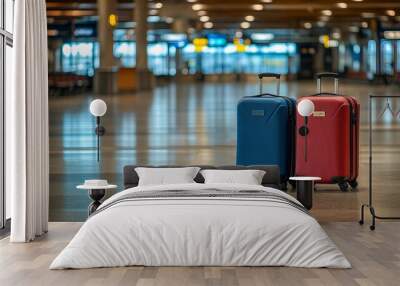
[361,21,368,28]
[304,22,312,29]
[387,10,396,17]
[251,33,274,41]
[154,2,163,9]
[321,10,332,16]
[197,10,206,16]
[317,21,326,27]
[200,15,210,22]
[192,4,203,11]
[187,0,197,2]
[149,9,158,15]
[252,4,263,11]
[204,22,213,29]
[336,2,348,9]
[261,0,273,2]
[352,0,363,2]
[384,31,400,39]
[165,17,173,24]
[240,21,251,29]
[245,15,255,22]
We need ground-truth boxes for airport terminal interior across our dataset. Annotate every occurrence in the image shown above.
[2,0,400,285]
[44,0,400,222]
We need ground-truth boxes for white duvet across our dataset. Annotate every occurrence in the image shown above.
[50,183,351,269]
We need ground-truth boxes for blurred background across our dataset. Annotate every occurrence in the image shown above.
[42,0,400,221]
[47,0,400,93]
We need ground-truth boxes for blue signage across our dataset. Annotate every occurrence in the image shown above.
[207,34,227,47]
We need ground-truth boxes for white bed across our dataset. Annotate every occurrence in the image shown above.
[50,183,350,269]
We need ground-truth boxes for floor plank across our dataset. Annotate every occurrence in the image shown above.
[1,222,400,286]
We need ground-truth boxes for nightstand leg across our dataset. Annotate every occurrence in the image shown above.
[88,189,106,215]
[88,201,102,215]
[297,181,314,210]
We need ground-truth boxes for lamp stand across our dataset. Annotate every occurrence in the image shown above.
[95,116,106,162]
[299,117,309,162]
[305,117,308,162]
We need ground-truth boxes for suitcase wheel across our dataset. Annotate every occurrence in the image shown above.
[349,180,358,189]
[338,182,349,192]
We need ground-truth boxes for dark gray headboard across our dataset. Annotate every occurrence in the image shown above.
[123,165,281,190]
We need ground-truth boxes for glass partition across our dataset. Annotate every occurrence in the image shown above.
[396,41,400,73]
[368,40,377,75]
[58,40,297,77]
[382,40,393,75]
[61,42,99,76]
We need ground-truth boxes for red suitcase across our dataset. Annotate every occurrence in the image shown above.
[295,73,359,191]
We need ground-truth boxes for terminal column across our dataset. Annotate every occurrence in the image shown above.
[135,0,153,90]
[95,0,118,94]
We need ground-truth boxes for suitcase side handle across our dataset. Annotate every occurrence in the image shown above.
[258,73,281,96]
[316,72,339,94]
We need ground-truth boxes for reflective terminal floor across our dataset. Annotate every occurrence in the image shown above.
[49,80,400,222]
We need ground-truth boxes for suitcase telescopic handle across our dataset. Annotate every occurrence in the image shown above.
[258,73,281,79]
[258,73,281,96]
[316,72,339,95]
[316,72,339,79]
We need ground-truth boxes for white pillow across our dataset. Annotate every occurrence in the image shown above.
[200,169,266,185]
[135,167,201,186]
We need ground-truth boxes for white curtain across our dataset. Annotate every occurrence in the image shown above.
[7,0,49,242]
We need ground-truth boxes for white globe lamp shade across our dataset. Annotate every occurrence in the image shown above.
[297,99,315,117]
[90,99,107,117]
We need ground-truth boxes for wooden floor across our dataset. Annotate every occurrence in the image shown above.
[1,222,400,286]
[48,80,400,222]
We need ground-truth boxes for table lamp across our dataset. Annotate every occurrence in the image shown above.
[89,99,107,161]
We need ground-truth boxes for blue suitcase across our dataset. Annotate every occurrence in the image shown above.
[236,73,296,189]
